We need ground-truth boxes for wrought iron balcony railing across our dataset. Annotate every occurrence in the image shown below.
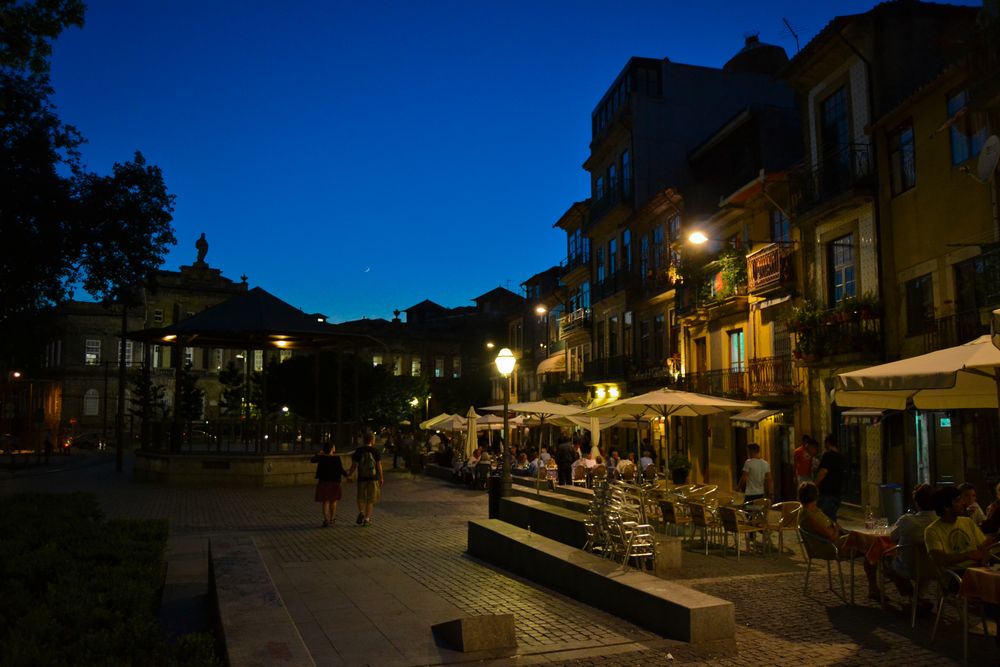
[747,244,795,295]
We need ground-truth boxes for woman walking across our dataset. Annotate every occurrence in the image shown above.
[311,442,346,527]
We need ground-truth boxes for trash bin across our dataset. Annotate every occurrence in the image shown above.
[488,473,503,519]
[879,483,904,524]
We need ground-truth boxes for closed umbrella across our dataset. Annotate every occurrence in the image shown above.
[464,407,479,460]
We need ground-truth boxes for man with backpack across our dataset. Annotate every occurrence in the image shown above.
[349,431,384,527]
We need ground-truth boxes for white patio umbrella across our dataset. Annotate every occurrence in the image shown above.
[835,334,1000,410]
[464,407,479,460]
[432,414,468,432]
[583,388,760,459]
[419,412,454,431]
[480,400,582,449]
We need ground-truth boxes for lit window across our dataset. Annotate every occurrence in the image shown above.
[85,339,101,365]
[152,309,163,323]
[889,120,916,195]
[828,234,856,304]
[435,357,444,378]
[948,89,987,166]
[152,345,162,368]
[253,350,263,372]
[411,358,422,376]
[83,388,99,416]
[214,349,223,370]
[729,330,745,372]
[452,357,461,378]
[392,356,402,376]
[118,340,134,367]
[372,354,383,367]
[184,347,194,367]
[279,349,292,363]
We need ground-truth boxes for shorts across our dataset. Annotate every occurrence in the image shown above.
[315,481,342,502]
[357,480,381,504]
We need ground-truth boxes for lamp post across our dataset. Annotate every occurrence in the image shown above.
[494,347,516,497]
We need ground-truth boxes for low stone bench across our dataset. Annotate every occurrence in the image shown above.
[467,519,733,643]
[509,485,592,513]
[423,463,455,481]
[498,496,587,548]
[210,535,314,666]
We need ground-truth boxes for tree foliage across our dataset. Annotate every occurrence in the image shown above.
[0,0,85,75]
[77,152,176,305]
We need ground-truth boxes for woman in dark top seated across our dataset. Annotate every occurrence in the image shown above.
[311,442,347,527]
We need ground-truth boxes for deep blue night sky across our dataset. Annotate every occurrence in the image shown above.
[47,1,979,322]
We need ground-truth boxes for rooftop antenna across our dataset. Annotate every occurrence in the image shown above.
[782,17,800,53]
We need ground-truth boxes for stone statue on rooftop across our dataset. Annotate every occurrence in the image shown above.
[195,233,209,265]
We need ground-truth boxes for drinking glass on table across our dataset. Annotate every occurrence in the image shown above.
[877,517,889,535]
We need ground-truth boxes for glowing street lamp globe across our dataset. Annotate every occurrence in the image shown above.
[494,348,516,376]
[688,230,709,245]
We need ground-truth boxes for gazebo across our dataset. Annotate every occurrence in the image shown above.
[130,287,384,463]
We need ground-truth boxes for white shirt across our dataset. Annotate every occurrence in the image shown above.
[742,457,770,496]
[639,456,654,469]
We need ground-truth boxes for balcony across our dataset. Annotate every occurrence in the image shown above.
[561,250,591,279]
[794,143,874,215]
[586,185,631,230]
[922,310,989,353]
[583,355,626,382]
[792,312,882,364]
[591,270,633,303]
[682,368,748,399]
[558,308,591,341]
[747,355,796,396]
[747,244,795,296]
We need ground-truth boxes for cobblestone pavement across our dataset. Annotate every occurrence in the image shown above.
[2,452,996,665]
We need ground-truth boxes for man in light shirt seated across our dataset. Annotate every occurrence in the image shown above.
[882,484,936,609]
[925,485,996,571]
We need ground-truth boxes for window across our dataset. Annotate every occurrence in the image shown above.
[828,233,856,304]
[948,89,988,166]
[622,230,631,273]
[579,281,590,310]
[214,349,223,370]
[596,246,605,284]
[595,176,605,200]
[85,339,101,365]
[595,320,605,359]
[668,214,681,271]
[639,320,650,362]
[392,356,402,376]
[434,357,444,378]
[653,225,664,272]
[152,344,162,369]
[152,309,163,323]
[452,356,461,378]
[889,121,916,194]
[639,234,650,281]
[411,357,422,376]
[118,340,133,367]
[729,330,746,372]
[609,315,619,356]
[253,350,263,371]
[608,238,617,276]
[279,349,292,363]
[184,347,194,367]
[820,87,851,193]
[905,274,935,336]
[653,314,664,360]
[372,354,383,367]
[771,210,791,244]
[83,388,99,416]
[608,163,618,196]
[622,150,632,194]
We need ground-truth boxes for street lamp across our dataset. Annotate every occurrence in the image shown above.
[494,347,516,497]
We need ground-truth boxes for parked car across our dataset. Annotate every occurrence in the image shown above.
[66,433,106,451]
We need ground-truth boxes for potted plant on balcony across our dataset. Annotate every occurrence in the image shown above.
[856,292,881,320]
[788,299,821,332]
[667,451,692,484]
[718,248,748,298]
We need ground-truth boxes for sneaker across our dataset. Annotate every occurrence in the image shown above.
[356,513,365,525]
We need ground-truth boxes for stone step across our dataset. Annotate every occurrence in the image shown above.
[467,519,734,644]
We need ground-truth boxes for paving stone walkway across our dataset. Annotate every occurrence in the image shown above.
[1,452,995,665]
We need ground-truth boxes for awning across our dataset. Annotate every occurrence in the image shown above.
[536,353,567,375]
[841,408,888,424]
[730,409,781,428]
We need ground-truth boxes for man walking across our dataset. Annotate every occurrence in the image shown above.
[814,434,845,522]
[739,443,771,502]
[349,432,384,527]
[793,435,814,485]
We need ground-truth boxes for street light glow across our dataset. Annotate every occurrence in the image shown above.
[494,348,516,376]
[535,305,547,315]
[689,231,709,245]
